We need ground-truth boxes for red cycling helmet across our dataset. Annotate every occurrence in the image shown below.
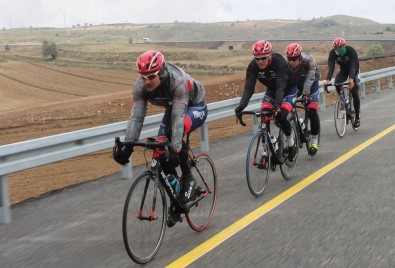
[333,38,346,47]
[136,50,165,74]
[285,43,302,58]
[252,40,272,56]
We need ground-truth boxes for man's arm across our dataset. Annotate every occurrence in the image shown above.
[170,80,188,151]
[125,82,147,142]
[326,50,336,81]
[239,61,258,109]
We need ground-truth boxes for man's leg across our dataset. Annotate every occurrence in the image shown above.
[351,86,361,128]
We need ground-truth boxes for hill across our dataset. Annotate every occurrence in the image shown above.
[1,14,395,46]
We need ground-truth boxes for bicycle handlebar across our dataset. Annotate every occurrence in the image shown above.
[114,137,169,150]
[236,109,275,126]
[323,82,350,93]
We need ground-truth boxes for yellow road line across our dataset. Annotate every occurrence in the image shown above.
[167,124,395,268]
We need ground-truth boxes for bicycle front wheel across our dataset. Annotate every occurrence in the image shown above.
[122,171,167,264]
[334,98,346,137]
[279,122,298,180]
[246,131,270,197]
[186,153,218,232]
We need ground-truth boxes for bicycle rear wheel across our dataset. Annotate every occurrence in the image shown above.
[186,153,218,232]
[122,171,167,264]
[279,122,298,180]
[334,98,346,137]
[246,130,270,197]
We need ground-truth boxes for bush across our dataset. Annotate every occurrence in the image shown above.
[367,44,385,57]
[5,44,10,51]
[42,40,58,60]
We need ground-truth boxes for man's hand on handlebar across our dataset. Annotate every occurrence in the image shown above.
[113,145,133,165]
[235,106,244,117]
[302,92,310,105]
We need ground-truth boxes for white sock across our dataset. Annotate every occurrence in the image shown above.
[310,135,319,144]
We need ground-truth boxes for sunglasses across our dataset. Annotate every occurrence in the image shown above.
[139,71,159,81]
[287,57,299,62]
[255,55,270,61]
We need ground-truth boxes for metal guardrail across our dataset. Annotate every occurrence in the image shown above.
[1,66,394,224]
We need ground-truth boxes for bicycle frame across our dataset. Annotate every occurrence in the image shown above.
[236,109,298,196]
[324,82,356,137]
[118,135,218,264]
[115,138,185,215]
[237,110,285,164]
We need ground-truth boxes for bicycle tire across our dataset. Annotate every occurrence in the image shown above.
[186,153,218,232]
[122,171,167,264]
[334,98,346,137]
[246,130,270,197]
[279,122,298,180]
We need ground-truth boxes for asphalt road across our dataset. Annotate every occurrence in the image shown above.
[1,88,395,268]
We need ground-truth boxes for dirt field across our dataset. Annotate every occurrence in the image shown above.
[2,56,395,205]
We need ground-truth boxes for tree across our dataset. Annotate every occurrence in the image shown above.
[42,40,58,60]
[5,44,10,51]
[367,44,385,57]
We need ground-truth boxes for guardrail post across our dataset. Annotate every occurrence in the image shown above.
[121,162,133,180]
[375,79,381,93]
[319,90,326,111]
[0,175,11,224]
[388,76,393,90]
[200,123,209,152]
[360,83,366,98]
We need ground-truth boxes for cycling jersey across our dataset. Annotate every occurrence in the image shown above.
[326,46,359,81]
[125,63,206,151]
[292,52,320,95]
[240,52,296,109]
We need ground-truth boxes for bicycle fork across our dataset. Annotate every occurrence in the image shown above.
[137,177,159,221]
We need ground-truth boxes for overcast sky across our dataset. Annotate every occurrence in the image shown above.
[1,0,394,29]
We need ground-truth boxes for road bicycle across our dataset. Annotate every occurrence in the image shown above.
[237,109,299,197]
[290,96,320,156]
[324,82,358,137]
[114,133,218,264]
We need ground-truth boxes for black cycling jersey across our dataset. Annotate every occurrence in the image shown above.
[240,52,295,108]
[326,46,359,81]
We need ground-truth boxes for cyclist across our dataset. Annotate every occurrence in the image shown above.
[113,50,207,214]
[235,40,298,162]
[285,43,320,155]
[323,37,361,128]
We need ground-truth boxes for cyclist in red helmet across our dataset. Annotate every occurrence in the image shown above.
[323,38,361,128]
[285,43,321,155]
[113,50,207,222]
[235,40,298,161]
